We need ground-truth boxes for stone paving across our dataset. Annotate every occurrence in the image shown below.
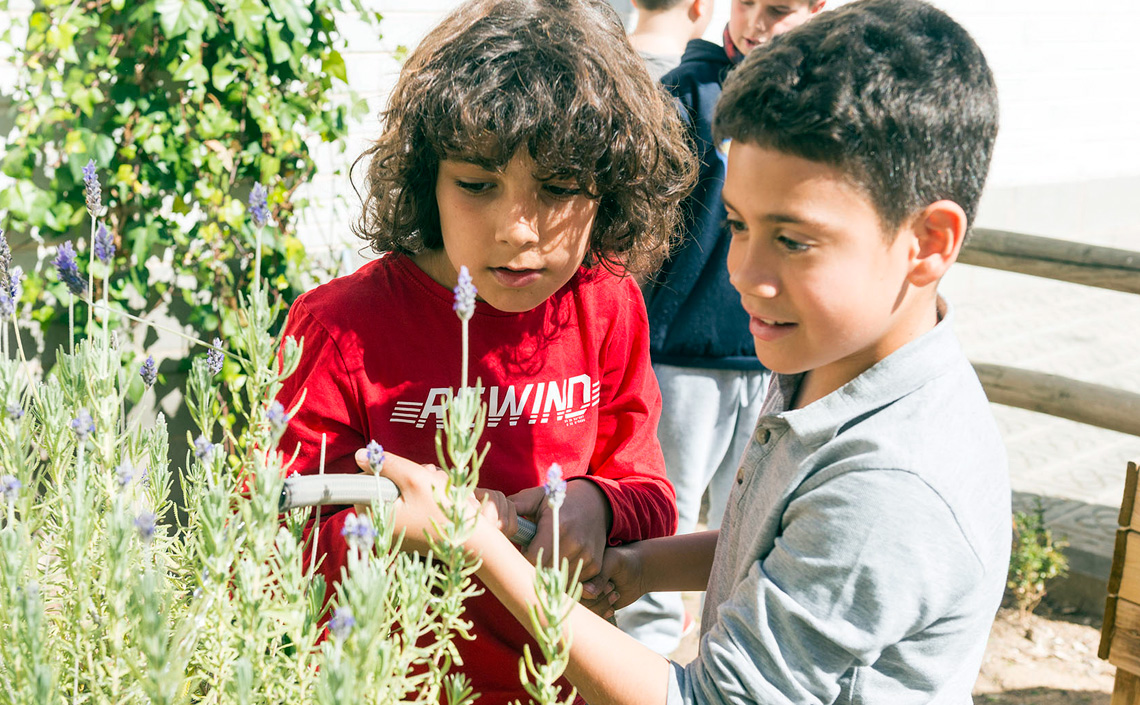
[940,257,1140,591]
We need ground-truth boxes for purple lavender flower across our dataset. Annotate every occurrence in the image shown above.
[341,513,379,552]
[248,183,269,228]
[116,463,134,488]
[53,241,87,297]
[543,463,566,509]
[1,475,21,504]
[0,229,10,279]
[134,511,157,542]
[6,404,23,421]
[193,435,214,460]
[82,159,103,217]
[328,606,356,641]
[365,440,385,473]
[70,408,95,440]
[93,223,114,264]
[139,355,157,387]
[452,265,477,321]
[206,338,224,375]
[266,400,289,433]
[1,266,23,322]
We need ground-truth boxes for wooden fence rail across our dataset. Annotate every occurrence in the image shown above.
[960,228,1140,295]
[958,229,1140,437]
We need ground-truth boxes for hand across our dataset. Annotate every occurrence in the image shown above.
[580,543,645,620]
[352,448,480,554]
[474,487,519,538]
[510,478,612,583]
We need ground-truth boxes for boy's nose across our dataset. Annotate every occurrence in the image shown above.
[729,252,779,298]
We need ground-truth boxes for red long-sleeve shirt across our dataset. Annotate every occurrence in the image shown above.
[276,254,676,702]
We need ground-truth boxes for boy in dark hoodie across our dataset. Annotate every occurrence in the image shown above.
[623,0,826,655]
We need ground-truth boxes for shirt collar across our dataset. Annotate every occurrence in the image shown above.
[764,297,961,448]
[722,25,746,64]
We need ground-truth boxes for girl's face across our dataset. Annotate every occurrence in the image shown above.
[415,153,598,313]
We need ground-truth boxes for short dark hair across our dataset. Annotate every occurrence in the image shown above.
[714,0,998,234]
[353,0,696,274]
[634,0,687,14]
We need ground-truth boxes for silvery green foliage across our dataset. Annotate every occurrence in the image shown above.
[0,199,485,704]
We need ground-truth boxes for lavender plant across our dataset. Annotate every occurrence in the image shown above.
[0,174,526,701]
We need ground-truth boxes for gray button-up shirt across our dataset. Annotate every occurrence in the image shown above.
[669,301,1010,704]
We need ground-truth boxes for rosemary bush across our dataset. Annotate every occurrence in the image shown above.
[0,167,578,702]
[1007,498,1069,618]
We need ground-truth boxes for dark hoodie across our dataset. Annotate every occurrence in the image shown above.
[646,38,764,370]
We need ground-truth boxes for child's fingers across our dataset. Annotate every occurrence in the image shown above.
[475,488,518,537]
[507,486,548,519]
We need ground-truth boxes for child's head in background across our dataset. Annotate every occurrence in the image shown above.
[353,0,696,312]
[728,0,825,56]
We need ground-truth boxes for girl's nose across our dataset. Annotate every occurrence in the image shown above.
[497,197,541,247]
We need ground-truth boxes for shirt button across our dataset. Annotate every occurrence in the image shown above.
[736,470,745,485]
[755,427,771,444]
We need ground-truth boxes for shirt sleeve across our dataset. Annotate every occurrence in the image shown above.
[586,278,678,545]
[669,469,983,704]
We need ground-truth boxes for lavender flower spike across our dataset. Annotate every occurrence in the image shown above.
[544,462,566,510]
[139,355,157,387]
[452,265,477,321]
[116,463,134,488]
[1,475,21,504]
[341,513,379,552]
[83,159,103,217]
[193,435,215,460]
[206,338,224,375]
[248,183,269,228]
[266,400,289,433]
[93,223,115,264]
[134,511,157,543]
[6,404,23,421]
[0,228,10,279]
[365,440,385,473]
[53,241,87,296]
[70,408,95,440]
[328,606,356,641]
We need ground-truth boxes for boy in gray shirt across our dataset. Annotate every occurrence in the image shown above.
[368,0,1010,702]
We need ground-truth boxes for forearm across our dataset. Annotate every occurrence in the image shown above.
[637,530,719,593]
[471,522,672,705]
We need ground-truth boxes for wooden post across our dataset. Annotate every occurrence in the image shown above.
[1113,670,1140,705]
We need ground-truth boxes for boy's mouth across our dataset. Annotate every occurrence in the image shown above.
[749,315,797,342]
[491,266,543,288]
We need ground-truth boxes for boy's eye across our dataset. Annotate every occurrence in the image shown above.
[456,180,494,194]
[724,218,748,235]
[777,234,809,252]
[767,5,792,15]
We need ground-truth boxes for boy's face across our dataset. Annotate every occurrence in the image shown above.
[421,153,597,313]
[728,0,823,54]
[723,142,921,396]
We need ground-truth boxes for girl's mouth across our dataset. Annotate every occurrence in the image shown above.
[491,267,543,288]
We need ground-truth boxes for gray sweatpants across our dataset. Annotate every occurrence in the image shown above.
[615,363,769,656]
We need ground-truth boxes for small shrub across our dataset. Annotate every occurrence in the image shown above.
[1007,498,1069,618]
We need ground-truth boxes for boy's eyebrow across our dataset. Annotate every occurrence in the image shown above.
[723,196,830,232]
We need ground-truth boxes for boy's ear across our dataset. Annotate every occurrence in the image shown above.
[809,0,827,15]
[906,199,967,288]
[690,0,711,21]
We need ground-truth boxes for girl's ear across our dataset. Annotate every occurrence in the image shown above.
[906,199,967,288]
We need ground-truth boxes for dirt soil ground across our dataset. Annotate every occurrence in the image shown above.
[671,596,1116,703]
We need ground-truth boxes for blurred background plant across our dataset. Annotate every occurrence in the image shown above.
[1007,497,1070,620]
[0,0,374,359]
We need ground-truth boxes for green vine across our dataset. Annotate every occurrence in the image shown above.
[0,0,375,340]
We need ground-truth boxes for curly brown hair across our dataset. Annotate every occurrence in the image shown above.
[351,0,697,275]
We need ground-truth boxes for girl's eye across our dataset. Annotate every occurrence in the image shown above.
[456,180,494,194]
[777,234,809,252]
[544,183,582,198]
